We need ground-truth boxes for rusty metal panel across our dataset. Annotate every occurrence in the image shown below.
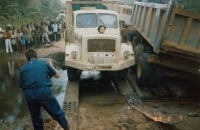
[163,8,200,55]
[131,1,172,52]
[131,0,200,57]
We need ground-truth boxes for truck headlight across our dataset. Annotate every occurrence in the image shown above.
[71,51,78,59]
[124,51,131,58]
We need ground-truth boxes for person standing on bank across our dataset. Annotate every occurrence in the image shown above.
[19,49,70,130]
[3,26,13,53]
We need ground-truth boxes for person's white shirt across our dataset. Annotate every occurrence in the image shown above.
[0,27,3,38]
[52,24,58,32]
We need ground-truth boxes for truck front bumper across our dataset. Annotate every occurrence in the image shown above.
[63,58,135,71]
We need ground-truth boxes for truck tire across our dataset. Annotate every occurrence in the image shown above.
[149,64,163,87]
[118,68,128,80]
[134,44,145,65]
[67,66,77,81]
[136,53,153,86]
[122,33,136,43]
[132,35,144,50]
[145,45,154,54]
[129,44,145,72]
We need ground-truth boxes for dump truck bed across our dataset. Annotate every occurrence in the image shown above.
[131,1,200,59]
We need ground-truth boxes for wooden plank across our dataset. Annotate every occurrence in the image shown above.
[127,71,155,99]
[62,79,79,130]
[148,85,169,97]
[161,77,196,98]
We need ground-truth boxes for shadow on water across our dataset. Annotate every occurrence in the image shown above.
[79,71,122,105]
[0,58,68,130]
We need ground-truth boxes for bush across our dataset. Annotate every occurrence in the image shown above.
[45,52,65,63]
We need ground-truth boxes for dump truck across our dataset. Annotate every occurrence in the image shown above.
[63,0,135,81]
[118,4,136,37]
[122,0,200,86]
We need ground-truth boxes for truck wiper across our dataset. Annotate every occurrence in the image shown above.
[77,20,87,28]
[99,17,110,29]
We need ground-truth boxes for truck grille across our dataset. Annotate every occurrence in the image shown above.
[88,39,115,52]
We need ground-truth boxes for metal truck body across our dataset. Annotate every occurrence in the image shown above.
[63,0,134,80]
[118,4,133,26]
[125,0,200,86]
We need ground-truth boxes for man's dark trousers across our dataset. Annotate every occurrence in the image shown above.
[24,87,67,130]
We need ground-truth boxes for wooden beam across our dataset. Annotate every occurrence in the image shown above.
[147,54,200,75]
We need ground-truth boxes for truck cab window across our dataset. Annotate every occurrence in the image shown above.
[98,13,118,28]
[76,13,97,28]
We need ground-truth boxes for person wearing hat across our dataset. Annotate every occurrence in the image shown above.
[3,26,13,53]
[19,49,70,130]
[97,25,106,33]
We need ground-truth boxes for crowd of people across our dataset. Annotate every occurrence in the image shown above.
[0,20,65,54]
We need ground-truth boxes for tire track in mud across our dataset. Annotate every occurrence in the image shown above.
[111,75,182,125]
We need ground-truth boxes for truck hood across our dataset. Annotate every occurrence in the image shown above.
[74,28,120,37]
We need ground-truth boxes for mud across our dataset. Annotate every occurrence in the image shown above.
[1,39,198,130]
[0,41,67,130]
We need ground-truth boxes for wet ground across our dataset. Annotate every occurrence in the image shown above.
[1,39,200,130]
[0,59,67,130]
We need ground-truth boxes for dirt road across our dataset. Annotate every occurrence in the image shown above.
[9,39,199,130]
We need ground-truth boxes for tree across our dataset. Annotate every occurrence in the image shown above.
[0,0,63,27]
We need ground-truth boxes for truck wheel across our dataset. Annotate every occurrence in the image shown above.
[118,68,128,80]
[136,53,153,86]
[145,45,154,54]
[129,44,145,72]
[67,66,77,81]
[134,44,145,65]
[149,64,163,87]
[122,33,136,43]
[132,35,144,50]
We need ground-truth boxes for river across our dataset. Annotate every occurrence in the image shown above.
[0,58,68,130]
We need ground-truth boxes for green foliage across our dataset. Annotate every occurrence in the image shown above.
[177,0,200,13]
[45,52,65,63]
[0,0,65,28]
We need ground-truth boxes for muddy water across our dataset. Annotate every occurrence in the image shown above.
[0,59,68,130]
[79,71,127,118]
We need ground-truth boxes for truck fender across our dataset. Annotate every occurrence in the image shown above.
[121,43,133,59]
[65,43,80,59]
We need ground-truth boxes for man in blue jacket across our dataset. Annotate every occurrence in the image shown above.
[19,49,70,130]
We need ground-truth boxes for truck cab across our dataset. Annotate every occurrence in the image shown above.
[63,1,135,81]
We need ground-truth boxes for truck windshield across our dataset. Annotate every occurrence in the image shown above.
[76,13,97,28]
[98,13,118,28]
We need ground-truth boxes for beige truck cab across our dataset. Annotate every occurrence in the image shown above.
[63,1,135,81]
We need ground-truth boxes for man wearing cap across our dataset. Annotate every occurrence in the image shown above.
[19,49,70,130]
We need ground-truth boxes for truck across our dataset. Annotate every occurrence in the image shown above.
[63,0,135,81]
[56,10,66,21]
[118,4,136,38]
[122,0,200,86]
